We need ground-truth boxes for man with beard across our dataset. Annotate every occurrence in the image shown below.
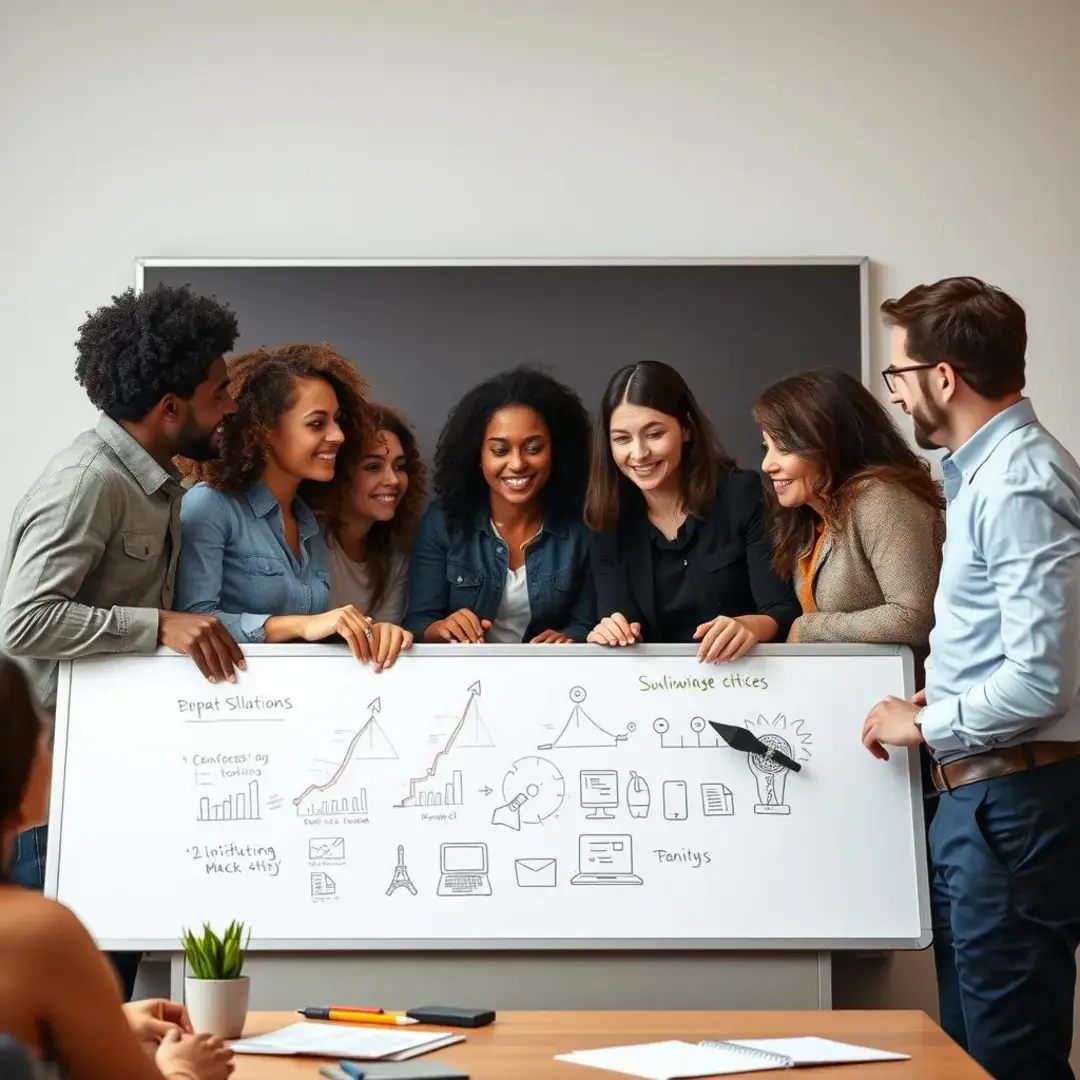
[0,283,246,998]
[862,276,1080,1080]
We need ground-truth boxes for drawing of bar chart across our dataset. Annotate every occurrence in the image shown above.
[198,781,261,822]
[411,769,463,807]
[296,789,368,818]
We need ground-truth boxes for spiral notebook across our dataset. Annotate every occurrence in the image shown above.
[555,1036,908,1078]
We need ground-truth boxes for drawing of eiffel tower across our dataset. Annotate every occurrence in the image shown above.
[386,844,417,896]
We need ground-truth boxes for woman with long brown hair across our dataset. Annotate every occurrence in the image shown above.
[321,404,426,668]
[753,367,944,649]
[175,343,401,667]
[585,361,799,662]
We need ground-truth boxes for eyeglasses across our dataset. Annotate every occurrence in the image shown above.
[881,363,939,393]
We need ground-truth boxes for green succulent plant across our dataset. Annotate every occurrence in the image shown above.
[181,920,251,979]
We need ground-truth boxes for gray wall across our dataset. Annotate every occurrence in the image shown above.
[144,263,863,467]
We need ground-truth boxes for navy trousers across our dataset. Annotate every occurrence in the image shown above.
[930,755,1080,1080]
[9,824,141,1002]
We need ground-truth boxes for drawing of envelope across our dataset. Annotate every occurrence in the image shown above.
[515,857,557,887]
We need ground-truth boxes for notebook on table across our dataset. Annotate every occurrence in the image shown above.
[555,1036,909,1078]
[229,1022,464,1060]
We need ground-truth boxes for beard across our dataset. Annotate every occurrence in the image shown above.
[174,419,223,462]
[910,399,947,450]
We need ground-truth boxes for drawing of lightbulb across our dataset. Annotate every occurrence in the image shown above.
[749,733,792,815]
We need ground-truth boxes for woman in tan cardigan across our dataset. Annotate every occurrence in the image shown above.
[752,368,944,654]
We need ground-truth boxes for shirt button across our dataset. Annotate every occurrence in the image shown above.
[456,575,463,584]
[683,558,688,567]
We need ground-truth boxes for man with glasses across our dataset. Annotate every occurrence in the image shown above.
[861,276,1080,1080]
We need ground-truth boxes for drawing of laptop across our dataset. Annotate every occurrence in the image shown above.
[570,834,643,885]
[436,842,492,896]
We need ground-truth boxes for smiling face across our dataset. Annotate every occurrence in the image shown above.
[760,430,821,510]
[348,429,409,524]
[170,355,236,461]
[886,326,949,450]
[480,405,552,508]
[265,376,345,483]
[608,401,687,493]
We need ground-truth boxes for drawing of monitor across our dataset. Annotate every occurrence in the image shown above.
[570,834,643,885]
[437,842,491,896]
[579,770,619,819]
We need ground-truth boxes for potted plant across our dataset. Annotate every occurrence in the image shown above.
[181,920,251,1039]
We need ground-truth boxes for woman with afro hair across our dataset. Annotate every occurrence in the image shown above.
[175,343,403,667]
[404,366,596,644]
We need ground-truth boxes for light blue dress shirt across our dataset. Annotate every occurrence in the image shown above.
[175,481,331,644]
[920,399,1080,763]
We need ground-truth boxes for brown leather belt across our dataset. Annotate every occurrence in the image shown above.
[931,740,1080,793]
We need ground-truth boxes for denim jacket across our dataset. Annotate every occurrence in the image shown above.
[175,481,331,644]
[403,500,597,642]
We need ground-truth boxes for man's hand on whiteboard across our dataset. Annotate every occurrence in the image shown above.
[586,613,642,646]
[123,997,192,1042]
[530,629,574,644]
[371,622,413,671]
[693,615,758,663]
[425,608,492,643]
[158,611,245,683]
[912,688,927,707]
[861,696,924,761]
[155,1029,234,1080]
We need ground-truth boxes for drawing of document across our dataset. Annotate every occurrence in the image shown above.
[701,783,735,816]
[514,857,557,887]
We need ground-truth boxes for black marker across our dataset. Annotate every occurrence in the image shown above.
[709,720,802,772]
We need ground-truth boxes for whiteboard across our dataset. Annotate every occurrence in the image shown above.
[46,644,929,951]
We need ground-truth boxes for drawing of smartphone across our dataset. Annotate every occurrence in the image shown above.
[663,780,688,820]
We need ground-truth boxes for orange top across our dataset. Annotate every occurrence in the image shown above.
[797,522,827,614]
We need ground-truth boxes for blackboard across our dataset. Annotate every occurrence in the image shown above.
[137,259,867,467]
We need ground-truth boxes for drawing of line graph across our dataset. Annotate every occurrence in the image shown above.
[199,781,260,822]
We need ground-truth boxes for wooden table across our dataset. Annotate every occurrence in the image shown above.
[233,1010,990,1078]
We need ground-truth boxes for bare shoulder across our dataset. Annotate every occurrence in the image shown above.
[0,888,96,958]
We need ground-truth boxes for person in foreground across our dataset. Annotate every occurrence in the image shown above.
[404,366,596,644]
[0,284,244,998]
[585,361,799,662]
[176,343,393,665]
[861,276,1080,1080]
[322,404,425,669]
[0,657,234,1079]
[754,367,944,656]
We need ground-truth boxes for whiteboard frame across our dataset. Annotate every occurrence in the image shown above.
[47,643,930,952]
[134,257,873,389]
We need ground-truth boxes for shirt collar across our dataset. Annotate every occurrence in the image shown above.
[244,482,320,538]
[943,398,1036,486]
[95,414,178,496]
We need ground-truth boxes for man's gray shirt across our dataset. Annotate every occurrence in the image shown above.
[0,415,182,709]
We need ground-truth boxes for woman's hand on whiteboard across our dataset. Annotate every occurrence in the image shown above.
[158,610,246,684]
[425,609,492,643]
[586,613,641,647]
[371,622,413,671]
[300,605,374,661]
[530,629,574,644]
[693,615,757,663]
[155,1029,234,1080]
[123,997,192,1042]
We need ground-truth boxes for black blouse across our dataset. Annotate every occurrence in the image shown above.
[589,467,800,643]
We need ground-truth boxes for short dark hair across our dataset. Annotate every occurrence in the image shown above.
[179,343,372,513]
[585,361,734,532]
[752,368,944,577]
[432,366,592,530]
[0,657,45,883]
[74,284,239,420]
[880,276,1026,398]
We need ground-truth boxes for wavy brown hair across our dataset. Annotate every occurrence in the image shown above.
[0,657,45,883]
[323,404,427,614]
[179,343,372,518]
[585,361,734,532]
[752,368,944,577]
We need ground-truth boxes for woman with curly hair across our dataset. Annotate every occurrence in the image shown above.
[404,367,596,644]
[753,368,944,652]
[175,343,389,665]
[321,405,426,669]
[585,361,799,663]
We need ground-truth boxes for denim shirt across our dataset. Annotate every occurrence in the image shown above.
[403,500,597,642]
[175,481,331,644]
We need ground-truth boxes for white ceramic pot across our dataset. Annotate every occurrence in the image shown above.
[184,975,250,1039]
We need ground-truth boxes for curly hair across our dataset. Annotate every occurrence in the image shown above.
[433,366,592,529]
[74,284,238,420]
[323,404,427,614]
[0,657,45,884]
[179,344,372,516]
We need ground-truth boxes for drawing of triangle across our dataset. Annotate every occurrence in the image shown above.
[457,693,494,748]
[550,706,622,747]
[354,718,399,759]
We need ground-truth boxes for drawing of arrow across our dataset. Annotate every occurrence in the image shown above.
[479,786,493,795]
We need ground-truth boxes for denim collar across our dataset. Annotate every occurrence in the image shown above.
[470,503,568,539]
[244,481,320,539]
